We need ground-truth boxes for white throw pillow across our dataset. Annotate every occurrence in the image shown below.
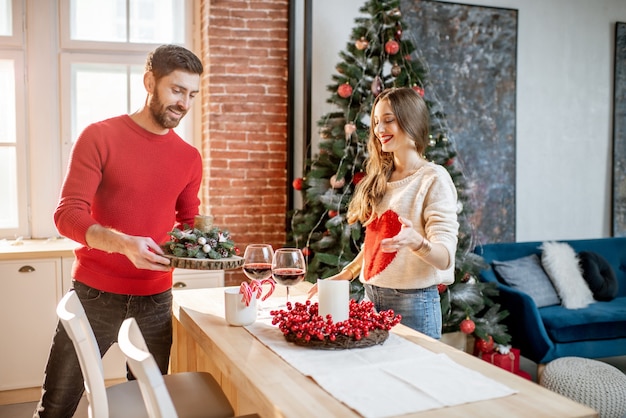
[540,241,595,309]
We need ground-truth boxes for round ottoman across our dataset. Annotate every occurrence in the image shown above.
[540,357,626,418]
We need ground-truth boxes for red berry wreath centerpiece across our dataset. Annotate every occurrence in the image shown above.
[270,299,402,350]
[161,215,244,270]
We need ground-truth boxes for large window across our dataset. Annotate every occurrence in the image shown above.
[59,0,192,172]
[0,0,194,239]
[0,0,26,236]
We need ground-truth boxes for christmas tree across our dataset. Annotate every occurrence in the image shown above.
[288,0,510,345]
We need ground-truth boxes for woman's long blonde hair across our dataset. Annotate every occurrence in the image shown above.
[347,87,430,226]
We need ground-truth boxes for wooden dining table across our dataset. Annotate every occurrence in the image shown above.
[170,282,597,418]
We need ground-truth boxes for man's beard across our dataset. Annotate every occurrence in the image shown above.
[149,90,187,129]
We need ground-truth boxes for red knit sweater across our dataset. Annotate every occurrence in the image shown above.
[54,115,202,296]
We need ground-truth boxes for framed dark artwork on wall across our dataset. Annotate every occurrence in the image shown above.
[400,0,518,244]
[613,22,626,237]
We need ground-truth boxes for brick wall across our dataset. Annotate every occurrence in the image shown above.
[199,0,290,286]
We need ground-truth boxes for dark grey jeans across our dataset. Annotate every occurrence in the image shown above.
[34,280,173,418]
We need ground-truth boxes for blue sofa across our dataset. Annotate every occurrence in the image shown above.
[475,237,626,365]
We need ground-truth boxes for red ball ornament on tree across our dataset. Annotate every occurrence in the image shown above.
[328,210,338,218]
[437,283,447,294]
[476,336,495,353]
[352,172,365,185]
[301,247,311,257]
[412,85,425,97]
[460,318,475,334]
[385,39,400,55]
[292,177,304,191]
[337,83,353,98]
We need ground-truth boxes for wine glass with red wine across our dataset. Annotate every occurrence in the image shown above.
[271,248,306,305]
[242,244,274,315]
[242,244,273,282]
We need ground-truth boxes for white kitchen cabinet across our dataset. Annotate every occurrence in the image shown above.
[0,239,224,391]
[0,258,63,390]
[172,268,224,290]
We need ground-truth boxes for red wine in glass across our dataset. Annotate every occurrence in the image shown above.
[272,268,305,287]
[242,263,272,281]
[242,244,274,315]
[272,248,306,305]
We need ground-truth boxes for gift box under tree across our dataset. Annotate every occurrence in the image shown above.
[474,342,532,380]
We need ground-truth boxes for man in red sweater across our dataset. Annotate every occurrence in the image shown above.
[34,44,204,418]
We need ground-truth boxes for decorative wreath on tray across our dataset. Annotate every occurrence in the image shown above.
[162,225,239,260]
[270,300,402,350]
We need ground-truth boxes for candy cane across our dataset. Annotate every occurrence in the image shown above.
[249,280,263,300]
[239,282,253,306]
[260,278,276,301]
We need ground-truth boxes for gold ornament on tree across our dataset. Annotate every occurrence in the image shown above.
[355,37,369,50]
[344,122,357,139]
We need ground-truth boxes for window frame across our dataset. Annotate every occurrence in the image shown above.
[58,0,190,52]
[59,53,150,171]
[0,0,198,240]
[0,0,23,46]
[0,49,28,238]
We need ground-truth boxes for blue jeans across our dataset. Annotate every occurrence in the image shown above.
[34,281,173,418]
[364,283,442,339]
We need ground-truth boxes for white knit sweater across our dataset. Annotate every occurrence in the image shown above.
[359,162,459,289]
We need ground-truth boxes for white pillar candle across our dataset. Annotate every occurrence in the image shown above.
[317,279,349,323]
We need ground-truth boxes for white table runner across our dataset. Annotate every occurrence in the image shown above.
[243,295,516,418]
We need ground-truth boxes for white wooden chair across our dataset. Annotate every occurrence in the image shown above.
[56,291,150,418]
[58,291,239,418]
[118,317,247,418]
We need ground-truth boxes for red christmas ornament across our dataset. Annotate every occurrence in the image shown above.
[337,83,353,98]
[352,172,365,185]
[445,158,455,166]
[412,85,425,97]
[301,247,311,257]
[476,336,495,353]
[460,318,476,334]
[292,177,304,191]
[385,39,400,55]
[437,283,448,294]
[328,210,338,218]
[355,37,369,50]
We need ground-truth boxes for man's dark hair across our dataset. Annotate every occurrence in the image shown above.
[145,44,203,80]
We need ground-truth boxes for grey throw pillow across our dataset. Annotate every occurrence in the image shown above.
[492,254,561,308]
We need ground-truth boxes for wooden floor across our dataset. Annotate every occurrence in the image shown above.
[2,356,624,418]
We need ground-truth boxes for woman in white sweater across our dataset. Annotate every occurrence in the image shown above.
[309,87,459,339]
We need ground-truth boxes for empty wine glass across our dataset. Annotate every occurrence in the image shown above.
[272,248,306,306]
[242,244,274,316]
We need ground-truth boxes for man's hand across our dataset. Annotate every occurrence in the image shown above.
[122,236,172,271]
[85,224,171,271]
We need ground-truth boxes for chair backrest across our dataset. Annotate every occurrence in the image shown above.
[56,291,109,418]
[118,317,178,418]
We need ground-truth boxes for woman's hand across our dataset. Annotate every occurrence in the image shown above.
[380,216,423,253]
